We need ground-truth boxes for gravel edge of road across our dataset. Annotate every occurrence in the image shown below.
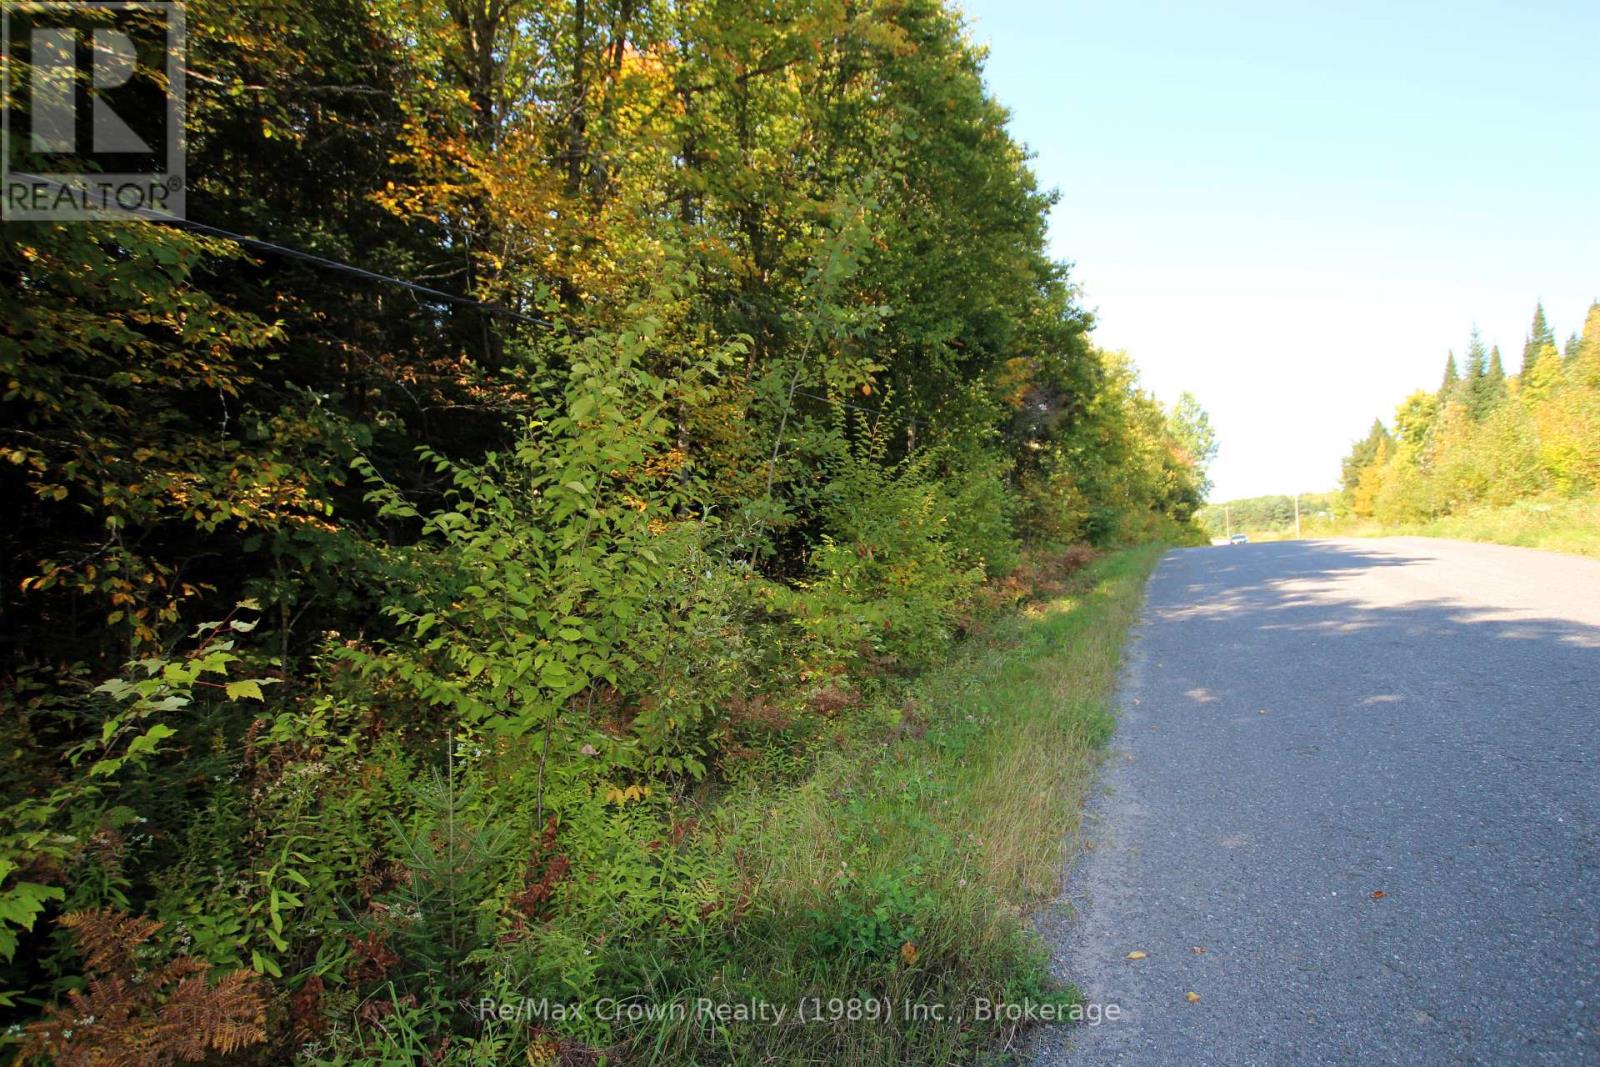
[1023,547,1169,1065]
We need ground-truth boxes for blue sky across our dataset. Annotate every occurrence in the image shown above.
[960,0,1600,500]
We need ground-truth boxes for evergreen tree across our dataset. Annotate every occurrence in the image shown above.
[1521,301,1556,376]
[1438,351,1459,398]
[1339,299,1600,529]
[1465,328,1488,377]
[1576,300,1600,380]
[1480,344,1508,412]
[1461,329,1500,418]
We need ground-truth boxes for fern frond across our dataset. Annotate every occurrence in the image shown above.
[21,909,267,1067]
[59,908,162,975]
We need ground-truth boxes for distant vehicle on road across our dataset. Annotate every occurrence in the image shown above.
[1228,534,1249,545]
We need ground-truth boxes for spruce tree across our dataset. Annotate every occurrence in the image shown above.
[1465,329,1488,378]
[1575,300,1600,384]
[1462,330,1494,417]
[1485,345,1507,407]
[1578,302,1600,358]
[1438,351,1459,398]
[1521,302,1556,376]
[1488,345,1506,384]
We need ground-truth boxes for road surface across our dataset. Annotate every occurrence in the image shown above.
[1032,537,1600,1066]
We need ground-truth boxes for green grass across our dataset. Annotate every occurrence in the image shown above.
[1382,497,1600,559]
[1226,496,1600,560]
[628,545,1163,1064]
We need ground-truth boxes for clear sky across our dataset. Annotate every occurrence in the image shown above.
[960,0,1600,500]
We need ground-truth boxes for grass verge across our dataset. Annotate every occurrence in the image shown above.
[1231,495,1600,560]
[1383,496,1600,559]
[625,545,1162,1064]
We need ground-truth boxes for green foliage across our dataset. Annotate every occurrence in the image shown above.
[1,1,1213,1061]
[807,868,934,963]
[1521,301,1557,379]
[341,318,748,780]
[941,457,1023,578]
[1169,392,1219,497]
[1439,351,1460,395]
[1386,496,1600,560]
[794,413,987,674]
[1337,300,1600,527]
[0,604,275,1000]
[367,760,518,1008]
[1018,352,1210,544]
[1575,301,1600,378]
[1341,419,1394,496]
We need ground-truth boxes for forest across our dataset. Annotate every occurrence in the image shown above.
[0,1,1213,1063]
[1206,301,1600,549]
[1336,300,1600,538]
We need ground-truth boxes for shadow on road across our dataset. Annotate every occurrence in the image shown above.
[1034,538,1600,1067]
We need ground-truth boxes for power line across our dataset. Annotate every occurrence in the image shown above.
[19,178,935,425]
[176,216,557,330]
[11,173,555,329]
[793,389,919,429]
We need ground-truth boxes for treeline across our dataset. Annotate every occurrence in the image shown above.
[1195,492,1340,539]
[0,2,1208,1063]
[1340,301,1600,523]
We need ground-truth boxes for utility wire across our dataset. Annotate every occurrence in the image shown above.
[12,172,555,329]
[793,389,920,429]
[18,178,931,424]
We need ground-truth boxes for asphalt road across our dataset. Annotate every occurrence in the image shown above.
[1032,537,1600,1066]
